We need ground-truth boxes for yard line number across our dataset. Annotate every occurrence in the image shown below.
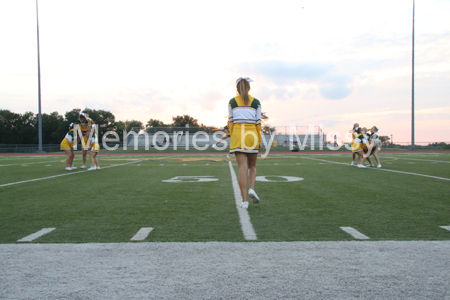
[162,175,303,183]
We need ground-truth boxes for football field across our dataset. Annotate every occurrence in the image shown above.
[1,151,450,299]
[0,151,449,243]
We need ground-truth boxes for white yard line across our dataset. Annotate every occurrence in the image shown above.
[130,228,154,241]
[303,157,450,181]
[17,228,56,242]
[385,157,450,164]
[440,226,450,232]
[0,160,142,188]
[0,159,64,167]
[228,161,257,240]
[340,227,370,240]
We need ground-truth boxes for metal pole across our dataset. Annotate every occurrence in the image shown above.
[411,0,415,150]
[36,0,43,152]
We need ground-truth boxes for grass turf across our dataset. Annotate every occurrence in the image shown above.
[0,152,449,243]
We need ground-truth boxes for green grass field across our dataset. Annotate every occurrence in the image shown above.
[0,152,449,243]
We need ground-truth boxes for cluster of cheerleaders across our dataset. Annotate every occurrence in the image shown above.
[60,113,100,171]
[350,123,382,168]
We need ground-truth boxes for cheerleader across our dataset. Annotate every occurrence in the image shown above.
[228,77,262,209]
[351,127,369,168]
[361,127,375,167]
[78,113,95,169]
[212,125,230,149]
[87,133,100,170]
[363,126,382,168]
[60,123,77,170]
[349,123,359,165]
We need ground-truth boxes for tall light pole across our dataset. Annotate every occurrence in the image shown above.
[411,0,415,150]
[36,0,43,152]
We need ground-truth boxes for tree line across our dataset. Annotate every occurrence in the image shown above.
[0,108,213,144]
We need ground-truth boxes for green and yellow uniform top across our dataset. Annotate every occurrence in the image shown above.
[60,129,74,150]
[368,132,379,141]
[89,133,100,152]
[79,117,95,134]
[368,132,382,149]
[351,134,367,152]
[228,95,262,154]
[78,117,95,148]
[349,130,358,150]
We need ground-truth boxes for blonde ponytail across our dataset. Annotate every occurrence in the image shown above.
[236,79,250,105]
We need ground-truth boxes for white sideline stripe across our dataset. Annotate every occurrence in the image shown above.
[386,157,450,164]
[303,157,450,181]
[228,161,257,240]
[440,226,450,231]
[0,160,142,188]
[0,159,63,167]
[18,228,56,242]
[130,227,154,241]
[340,227,370,240]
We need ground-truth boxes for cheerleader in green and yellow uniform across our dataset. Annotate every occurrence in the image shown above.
[351,127,369,168]
[349,123,359,165]
[78,113,95,169]
[87,133,100,170]
[228,77,262,209]
[363,126,382,168]
[60,123,76,170]
[361,127,375,167]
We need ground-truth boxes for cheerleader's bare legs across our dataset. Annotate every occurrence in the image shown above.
[64,149,74,168]
[372,148,381,166]
[235,152,260,207]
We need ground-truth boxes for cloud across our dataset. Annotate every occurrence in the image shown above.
[238,60,355,100]
[242,60,332,85]
[319,82,353,100]
[256,86,294,101]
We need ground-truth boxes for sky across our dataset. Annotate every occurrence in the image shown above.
[0,0,449,144]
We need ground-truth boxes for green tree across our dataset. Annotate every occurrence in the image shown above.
[124,120,144,133]
[146,118,166,128]
[379,136,391,145]
[261,112,269,125]
[41,111,65,144]
[18,112,38,144]
[172,115,199,127]
[262,125,276,134]
[0,110,25,143]
[65,108,82,123]
[110,120,126,141]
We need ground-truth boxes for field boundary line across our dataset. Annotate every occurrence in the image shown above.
[0,159,64,167]
[384,157,450,164]
[228,161,257,240]
[303,157,450,181]
[130,228,154,241]
[0,160,142,188]
[17,228,56,242]
[340,227,370,240]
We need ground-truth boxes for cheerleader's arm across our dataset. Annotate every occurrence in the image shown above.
[228,104,234,135]
[256,105,262,145]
